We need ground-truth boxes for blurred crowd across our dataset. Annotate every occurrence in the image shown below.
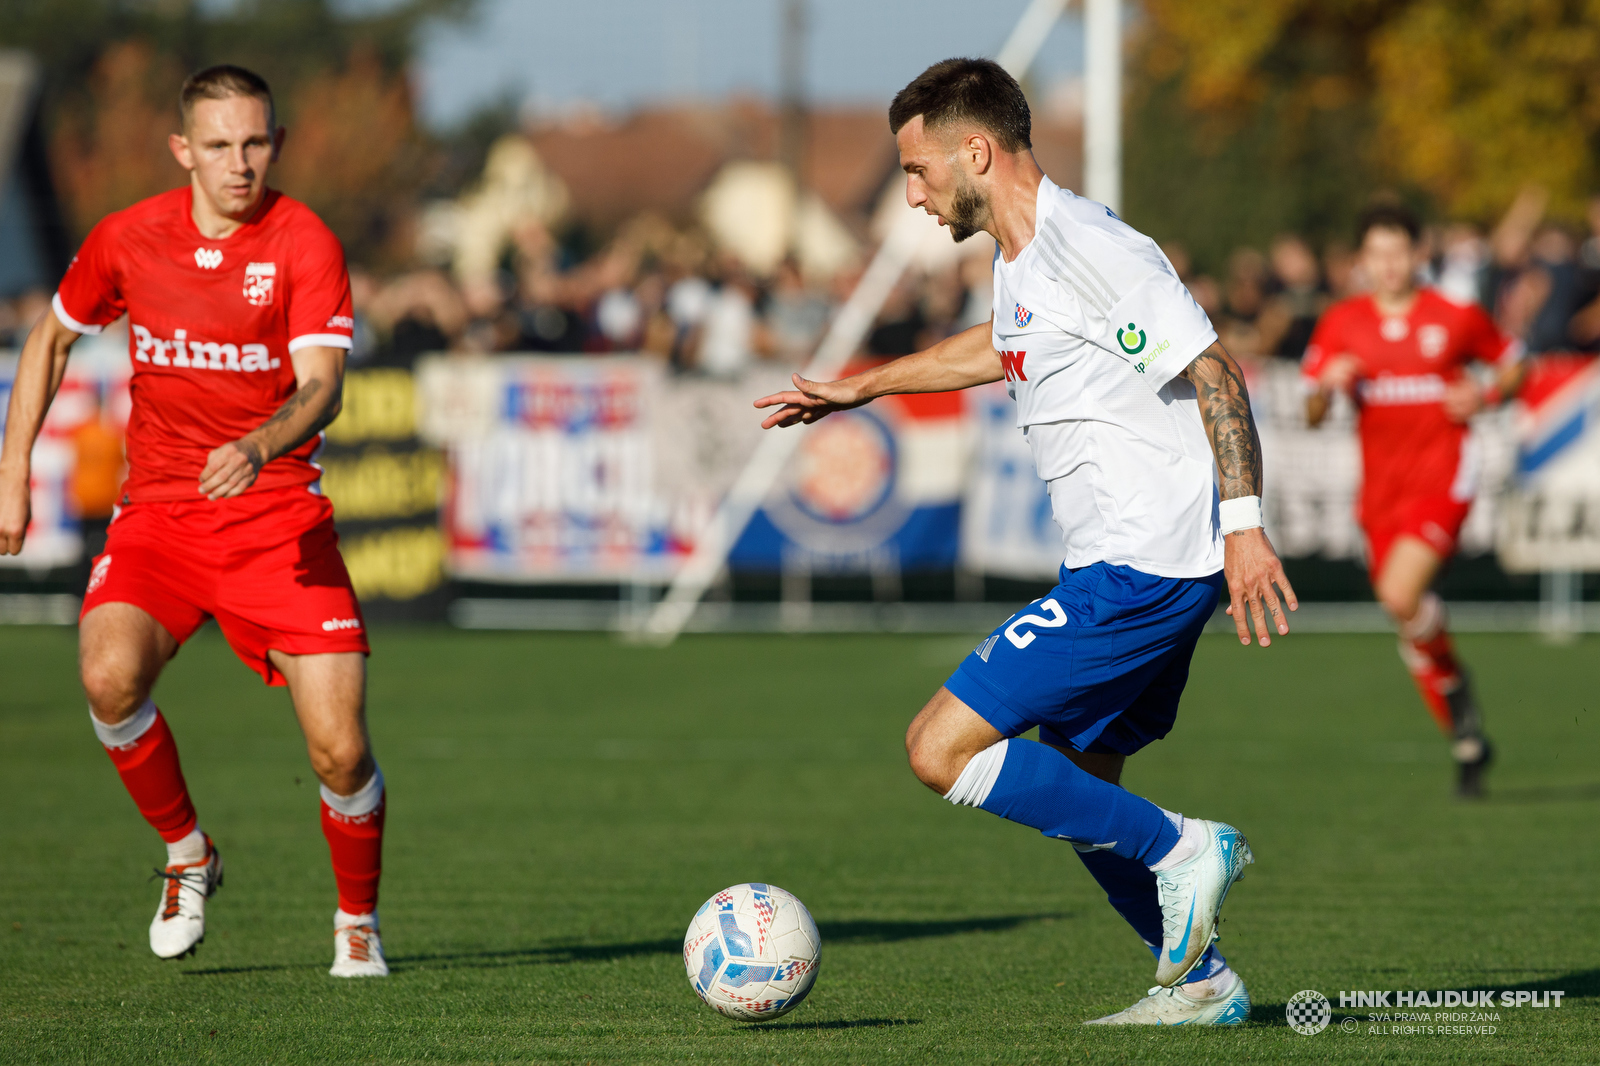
[321,186,1600,377]
[332,211,992,376]
[1175,187,1600,367]
[5,187,1600,380]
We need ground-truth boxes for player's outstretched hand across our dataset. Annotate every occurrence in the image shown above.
[754,374,867,429]
[1223,527,1298,647]
[1442,378,1485,422]
[1318,354,1363,394]
[0,470,31,555]
[199,439,265,500]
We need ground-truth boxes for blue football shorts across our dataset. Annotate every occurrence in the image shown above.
[944,561,1225,756]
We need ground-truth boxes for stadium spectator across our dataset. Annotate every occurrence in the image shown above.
[1258,233,1325,360]
[1432,223,1491,308]
[766,257,832,365]
[68,393,123,594]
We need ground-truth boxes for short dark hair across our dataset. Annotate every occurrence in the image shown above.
[889,57,1031,152]
[1356,203,1420,246]
[180,64,275,129]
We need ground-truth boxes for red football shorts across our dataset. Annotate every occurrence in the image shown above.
[80,486,368,686]
[1361,494,1474,577]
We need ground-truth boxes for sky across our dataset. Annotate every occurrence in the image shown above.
[405,0,1090,130]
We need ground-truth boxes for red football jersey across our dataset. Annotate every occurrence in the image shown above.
[53,187,354,503]
[1302,288,1518,520]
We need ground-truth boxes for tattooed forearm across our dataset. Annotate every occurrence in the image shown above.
[1182,341,1262,500]
[246,377,343,464]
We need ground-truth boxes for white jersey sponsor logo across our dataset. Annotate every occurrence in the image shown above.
[321,617,362,632]
[130,322,281,373]
[1359,373,1447,406]
[244,262,276,306]
[194,248,223,269]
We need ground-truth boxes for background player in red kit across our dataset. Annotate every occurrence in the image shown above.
[1304,205,1525,797]
[0,66,389,975]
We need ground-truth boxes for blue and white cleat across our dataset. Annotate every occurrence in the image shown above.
[1085,971,1251,1026]
[1153,820,1253,987]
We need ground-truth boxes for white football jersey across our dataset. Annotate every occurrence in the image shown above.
[989,176,1223,578]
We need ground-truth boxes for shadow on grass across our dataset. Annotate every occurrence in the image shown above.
[740,1018,921,1031]
[1489,782,1600,805]
[1249,968,1600,1025]
[184,913,1067,977]
[818,913,1068,944]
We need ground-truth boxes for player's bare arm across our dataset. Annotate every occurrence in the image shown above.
[198,345,345,500]
[755,318,1002,429]
[1441,358,1529,422]
[1305,354,1362,427]
[0,310,83,554]
[1182,341,1298,646]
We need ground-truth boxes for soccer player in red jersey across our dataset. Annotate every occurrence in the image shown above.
[1303,204,1525,797]
[0,66,388,974]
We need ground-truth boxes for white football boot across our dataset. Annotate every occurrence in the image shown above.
[330,911,389,977]
[1153,820,1253,987]
[1086,971,1252,1026]
[148,835,223,959]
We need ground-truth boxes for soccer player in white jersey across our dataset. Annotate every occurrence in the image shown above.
[757,59,1297,1026]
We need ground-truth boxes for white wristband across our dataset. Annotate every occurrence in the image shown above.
[1219,495,1263,535]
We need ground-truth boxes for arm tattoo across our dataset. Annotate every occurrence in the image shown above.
[1182,342,1262,499]
[253,378,342,462]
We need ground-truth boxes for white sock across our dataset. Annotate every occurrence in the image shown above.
[321,766,385,818]
[1183,965,1235,998]
[335,908,378,930]
[166,827,207,867]
[942,741,1008,808]
[1148,816,1205,872]
[89,700,157,749]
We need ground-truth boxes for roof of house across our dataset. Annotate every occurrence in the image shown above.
[527,98,1083,234]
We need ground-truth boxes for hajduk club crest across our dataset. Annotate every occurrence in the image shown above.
[1014,303,1032,328]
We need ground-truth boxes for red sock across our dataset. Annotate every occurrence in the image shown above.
[1398,594,1461,735]
[95,702,198,844]
[321,769,385,914]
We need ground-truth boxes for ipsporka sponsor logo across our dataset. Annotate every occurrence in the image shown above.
[131,322,281,373]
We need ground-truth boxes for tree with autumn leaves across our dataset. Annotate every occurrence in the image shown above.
[1127,0,1600,270]
[1,0,470,269]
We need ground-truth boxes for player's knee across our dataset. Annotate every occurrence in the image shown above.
[1376,584,1419,623]
[311,740,372,795]
[78,652,150,722]
[905,729,962,794]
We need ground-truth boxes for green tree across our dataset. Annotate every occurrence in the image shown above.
[1125,0,1600,268]
[0,0,472,266]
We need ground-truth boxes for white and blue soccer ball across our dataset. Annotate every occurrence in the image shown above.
[682,883,821,1021]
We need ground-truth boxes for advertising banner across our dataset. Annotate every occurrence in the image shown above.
[419,355,769,582]
[731,379,970,573]
[1496,354,1600,573]
[958,380,1058,580]
[318,368,449,618]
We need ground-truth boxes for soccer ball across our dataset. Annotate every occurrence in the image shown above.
[682,883,821,1021]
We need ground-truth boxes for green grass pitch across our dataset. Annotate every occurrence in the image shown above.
[2,624,1596,1063]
